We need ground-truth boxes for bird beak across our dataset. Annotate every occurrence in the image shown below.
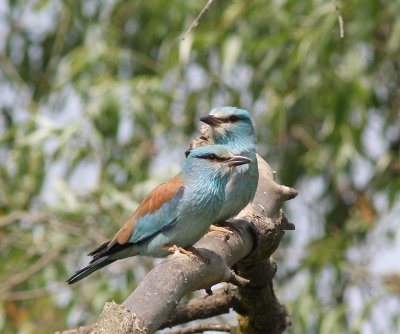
[225,155,252,167]
[200,115,223,126]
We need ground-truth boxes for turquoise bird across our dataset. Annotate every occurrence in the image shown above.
[200,106,259,222]
[67,145,252,284]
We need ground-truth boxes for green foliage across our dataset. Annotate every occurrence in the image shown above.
[0,0,399,333]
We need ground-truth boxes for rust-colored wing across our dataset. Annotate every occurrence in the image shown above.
[89,175,185,261]
[113,175,185,244]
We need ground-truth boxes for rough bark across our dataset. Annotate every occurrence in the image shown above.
[161,284,241,329]
[233,157,295,334]
[57,155,296,334]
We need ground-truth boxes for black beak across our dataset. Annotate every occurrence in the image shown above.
[184,149,191,158]
[200,115,223,126]
[225,155,252,167]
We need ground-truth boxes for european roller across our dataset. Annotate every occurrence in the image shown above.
[200,106,259,222]
[67,145,252,284]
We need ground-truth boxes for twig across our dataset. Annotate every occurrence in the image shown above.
[0,53,31,97]
[162,284,240,329]
[0,211,46,227]
[167,323,233,334]
[0,232,20,252]
[2,283,64,301]
[35,4,71,98]
[182,0,215,41]
[333,0,345,38]
[0,246,64,295]
[228,270,249,287]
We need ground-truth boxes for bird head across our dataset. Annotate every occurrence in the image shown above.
[184,145,252,177]
[199,106,254,144]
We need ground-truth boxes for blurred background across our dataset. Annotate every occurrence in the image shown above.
[0,0,399,333]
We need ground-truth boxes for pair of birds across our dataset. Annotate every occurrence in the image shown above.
[67,107,258,284]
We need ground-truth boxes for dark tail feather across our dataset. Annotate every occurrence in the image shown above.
[67,242,133,284]
[88,240,110,256]
[67,256,115,284]
[89,240,131,263]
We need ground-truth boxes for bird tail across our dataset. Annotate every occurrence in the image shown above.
[67,240,133,284]
[67,256,116,284]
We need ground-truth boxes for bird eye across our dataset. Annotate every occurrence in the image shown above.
[229,116,238,122]
[208,153,217,160]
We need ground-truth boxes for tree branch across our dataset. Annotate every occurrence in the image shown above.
[58,155,296,334]
[182,0,215,41]
[167,323,234,334]
[333,0,345,39]
[161,284,240,329]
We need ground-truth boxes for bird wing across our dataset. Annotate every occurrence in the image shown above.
[127,182,185,244]
[69,176,186,283]
[88,175,185,261]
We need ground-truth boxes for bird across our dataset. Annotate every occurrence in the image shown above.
[67,145,252,284]
[199,106,259,222]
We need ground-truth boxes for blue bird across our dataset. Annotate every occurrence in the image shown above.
[200,106,259,222]
[67,145,252,284]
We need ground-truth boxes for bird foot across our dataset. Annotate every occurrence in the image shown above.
[161,245,208,263]
[162,245,187,255]
[209,224,234,240]
[162,245,209,263]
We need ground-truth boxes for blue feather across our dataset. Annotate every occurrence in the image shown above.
[129,186,185,244]
[201,106,259,221]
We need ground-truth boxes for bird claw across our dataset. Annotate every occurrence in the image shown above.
[209,224,234,241]
[162,245,186,255]
[162,245,210,263]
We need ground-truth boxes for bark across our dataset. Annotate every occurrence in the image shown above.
[160,284,240,329]
[233,157,295,334]
[56,155,296,334]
